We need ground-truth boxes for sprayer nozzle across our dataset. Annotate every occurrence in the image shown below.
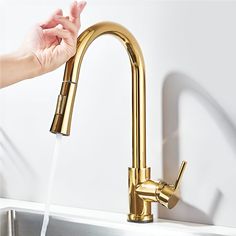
[50,114,70,136]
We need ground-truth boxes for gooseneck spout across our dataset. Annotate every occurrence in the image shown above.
[50,22,146,169]
[50,22,187,223]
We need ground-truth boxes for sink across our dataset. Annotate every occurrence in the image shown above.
[0,208,133,236]
[2,208,172,236]
[1,205,235,236]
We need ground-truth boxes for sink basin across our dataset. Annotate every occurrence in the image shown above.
[0,209,133,236]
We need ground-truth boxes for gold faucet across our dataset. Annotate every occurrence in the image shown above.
[50,22,187,223]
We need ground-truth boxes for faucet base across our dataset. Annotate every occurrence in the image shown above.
[127,213,153,223]
[128,167,153,223]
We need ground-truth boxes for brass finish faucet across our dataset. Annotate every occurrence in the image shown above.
[50,22,187,223]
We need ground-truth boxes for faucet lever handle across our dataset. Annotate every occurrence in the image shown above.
[174,161,187,190]
[135,161,187,209]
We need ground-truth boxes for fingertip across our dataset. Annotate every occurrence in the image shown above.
[79,1,87,10]
[70,1,86,17]
[76,1,87,17]
[70,2,77,17]
[40,8,63,29]
[55,8,63,16]
[70,1,79,11]
[80,1,87,6]
[72,1,87,7]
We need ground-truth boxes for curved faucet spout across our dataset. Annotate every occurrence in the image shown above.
[50,22,147,169]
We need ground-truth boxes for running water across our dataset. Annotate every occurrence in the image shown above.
[40,134,62,236]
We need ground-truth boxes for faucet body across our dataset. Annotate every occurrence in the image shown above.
[50,22,186,223]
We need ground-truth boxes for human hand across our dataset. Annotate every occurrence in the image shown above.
[21,1,86,75]
[0,1,86,88]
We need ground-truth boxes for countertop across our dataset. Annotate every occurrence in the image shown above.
[1,198,236,236]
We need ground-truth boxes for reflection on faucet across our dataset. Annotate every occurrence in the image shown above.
[0,127,37,198]
[160,72,236,225]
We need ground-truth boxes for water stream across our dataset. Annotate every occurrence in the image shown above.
[40,134,62,236]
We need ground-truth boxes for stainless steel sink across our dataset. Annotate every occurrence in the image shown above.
[0,208,131,236]
[1,207,233,236]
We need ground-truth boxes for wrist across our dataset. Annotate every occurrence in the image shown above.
[19,51,43,79]
[0,50,43,88]
[13,51,43,79]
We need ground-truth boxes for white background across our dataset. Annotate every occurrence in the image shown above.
[1,0,236,228]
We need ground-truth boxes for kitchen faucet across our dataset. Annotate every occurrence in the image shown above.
[50,22,187,223]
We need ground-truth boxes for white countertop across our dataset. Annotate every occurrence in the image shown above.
[1,198,236,236]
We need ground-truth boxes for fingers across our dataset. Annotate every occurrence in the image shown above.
[54,16,78,34]
[40,9,63,29]
[40,1,86,32]
[70,1,87,28]
[40,1,87,62]
[43,28,72,44]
